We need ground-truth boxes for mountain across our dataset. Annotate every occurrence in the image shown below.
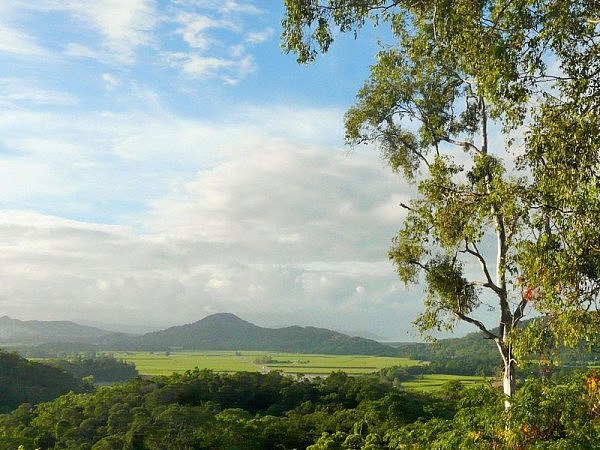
[0,315,113,344]
[104,313,399,356]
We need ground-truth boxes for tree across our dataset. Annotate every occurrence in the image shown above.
[282,0,600,403]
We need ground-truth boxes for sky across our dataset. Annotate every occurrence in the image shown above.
[0,0,472,340]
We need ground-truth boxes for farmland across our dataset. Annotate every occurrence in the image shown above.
[106,350,485,390]
[108,350,418,376]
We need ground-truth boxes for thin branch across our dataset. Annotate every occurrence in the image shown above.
[464,242,501,293]
[410,259,430,272]
[513,297,528,326]
[455,311,499,340]
[441,136,483,154]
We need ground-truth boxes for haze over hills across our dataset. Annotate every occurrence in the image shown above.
[0,313,399,356]
[104,313,399,356]
[0,315,114,344]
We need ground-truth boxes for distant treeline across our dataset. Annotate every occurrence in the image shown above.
[393,328,600,377]
[45,354,138,383]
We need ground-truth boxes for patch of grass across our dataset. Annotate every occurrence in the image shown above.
[401,374,486,391]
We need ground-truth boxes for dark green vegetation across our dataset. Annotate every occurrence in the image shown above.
[0,350,88,414]
[0,351,139,414]
[44,355,138,383]
[0,367,598,449]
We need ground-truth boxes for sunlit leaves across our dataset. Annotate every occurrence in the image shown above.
[282,0,600,387]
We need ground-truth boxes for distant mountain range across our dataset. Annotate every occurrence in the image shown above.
[103,313,399,356]
[0,315,113,344]
[0,313,398,356]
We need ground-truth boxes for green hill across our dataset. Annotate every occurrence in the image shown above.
[0,350,86,413]
[105,313,399,356]
[0,315,112,344]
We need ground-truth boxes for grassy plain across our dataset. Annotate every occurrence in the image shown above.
[108,350,418,376]
[107,350,486,390]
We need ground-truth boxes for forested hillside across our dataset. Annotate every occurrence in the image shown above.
[104,313,399,356]
[0,367,598,449]
[0,350,87,414]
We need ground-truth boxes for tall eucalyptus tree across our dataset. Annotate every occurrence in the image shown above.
[282,0,600,401]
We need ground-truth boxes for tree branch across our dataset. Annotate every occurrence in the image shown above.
[455,311,498,340]
[513,297,528,326]
[441,136,483,154]
[464,242,501,293]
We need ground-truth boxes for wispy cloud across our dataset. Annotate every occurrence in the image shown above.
[165,52,256,83]
[174,13,236,50]
[245,28,273,44]
[174,0,263,15]
[101,73,120,90]
[0,23,49,57]
[0,79,78,106]
[45,0,158,63]
[217,1,262,15]
[165,0,269,83]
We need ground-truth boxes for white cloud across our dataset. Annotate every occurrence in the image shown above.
[178,0,262,15]
[245,28,273,44]
[45,0,158,63]
[64,43,99,60]
[0,79,78,106]
[162,1,266,83]
[218,1,262,15]
[0,23,49,57]
[175,13,236,50]
[101,73,120,90]
[165,52,256,82]
[168,52,233,76]
[0,99,424,337]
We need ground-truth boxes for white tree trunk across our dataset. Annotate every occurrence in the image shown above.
[503,358,516,408]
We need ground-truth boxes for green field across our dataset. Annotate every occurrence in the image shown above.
[105,350,486,390]
[109,350,419,376]
[400,374,486,391]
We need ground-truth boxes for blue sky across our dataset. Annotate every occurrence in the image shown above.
[0,0,454,339]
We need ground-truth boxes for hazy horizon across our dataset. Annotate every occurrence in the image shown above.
[1,1,479,342]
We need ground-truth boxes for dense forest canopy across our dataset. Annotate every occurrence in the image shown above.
[282,0,600,401]
[0,366,598,449]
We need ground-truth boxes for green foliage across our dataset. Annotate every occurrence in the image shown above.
[282,0,600,401]
[0,368,447,449]
[0,349,86,414]
[45,354,138,382]
[1,366,598,448]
